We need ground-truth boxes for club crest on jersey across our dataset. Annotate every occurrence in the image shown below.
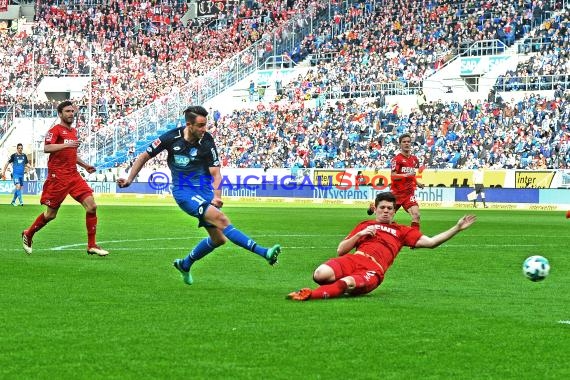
[151,138,161,149]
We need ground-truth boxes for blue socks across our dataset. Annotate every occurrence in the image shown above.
[181,225,268,271]
[223,225,268,257]
[182,237,216,271]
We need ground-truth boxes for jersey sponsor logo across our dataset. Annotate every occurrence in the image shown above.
[151,138,161,149]
[174,155,190,166]
[375,224,397,236]
[63,139,76,144]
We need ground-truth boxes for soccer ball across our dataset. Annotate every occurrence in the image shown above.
[522,255,550,282]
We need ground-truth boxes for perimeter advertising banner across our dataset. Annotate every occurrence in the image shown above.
[514,171,556,188]
[313,169,508,188]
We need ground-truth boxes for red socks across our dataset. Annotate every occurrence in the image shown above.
[310,280,348,300]
[27,213,49,237]
[86,212,97,247]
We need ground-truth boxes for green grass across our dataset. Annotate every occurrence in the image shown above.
[1,195,569,379]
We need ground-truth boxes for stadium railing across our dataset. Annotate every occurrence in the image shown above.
[86,0,361,169]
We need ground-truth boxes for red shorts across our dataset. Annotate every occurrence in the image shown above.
[40,173,93,209]
[324,254,384,295]
[394,193,418,212]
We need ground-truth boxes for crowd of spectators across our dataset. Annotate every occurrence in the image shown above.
[200,84,570,170]
[293,0,556,97]
[2,0,570,172]
[495,7,570,92]
[1,0,322,130]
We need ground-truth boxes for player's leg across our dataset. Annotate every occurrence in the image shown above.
[405,201,421,229]
[288,256,358,301]
[73,177,108,256]
[11,179,19,205]
[17,177,24,205]
[22,206,58,254]
[480,190,488,208]
[173,226,226,285]
[203,203,281,265]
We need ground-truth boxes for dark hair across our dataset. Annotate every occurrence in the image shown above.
[17,143,23,148]
[374,191,396,207]
[57,100,74,114]
[184,105,208,124]
[398,133,411,143]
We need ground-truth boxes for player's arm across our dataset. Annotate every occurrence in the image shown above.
[209,166,223,208]
[77,157,96,173]
[117,152,151,188]
[414,215,476,249]
[1,160,9,178]
[337,225,375,256]
[415,163,425,188]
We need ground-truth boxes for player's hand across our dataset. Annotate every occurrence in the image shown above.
[85,165,96,174]
[358,225,377,238]
[66,141,81,148]
[211,197,223,208]
[417,182,425,189]
[457,215,477,231]
[117,178,131,188]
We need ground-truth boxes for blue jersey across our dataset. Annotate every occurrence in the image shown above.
[146,128,220,189]
[9,153,29,177]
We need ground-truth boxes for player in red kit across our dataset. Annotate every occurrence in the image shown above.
[287,192,476,301]
[21,101,108,256]
[390,133,425,229]
[369,133,425,228]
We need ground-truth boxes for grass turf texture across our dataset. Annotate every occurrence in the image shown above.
[1,196,569,379]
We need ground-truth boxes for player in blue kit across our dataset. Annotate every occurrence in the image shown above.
[117,105,281,285]
[2,143,31,206]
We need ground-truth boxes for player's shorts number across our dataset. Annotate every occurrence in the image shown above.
[409,195,417,203]
[191,195,207,217]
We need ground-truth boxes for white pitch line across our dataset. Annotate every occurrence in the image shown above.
[558,320,570,325]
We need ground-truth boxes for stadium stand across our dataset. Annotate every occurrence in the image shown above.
[1,0,569,173]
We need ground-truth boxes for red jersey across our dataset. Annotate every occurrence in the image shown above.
[345,220,422,272]
[45,124,79,177]
[390,152,420,196]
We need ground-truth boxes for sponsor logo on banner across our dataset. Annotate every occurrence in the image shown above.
[515,171,555,188]
[313,170,345,187]
[420,169,506,188]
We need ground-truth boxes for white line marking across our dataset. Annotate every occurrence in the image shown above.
[558,320,570,325]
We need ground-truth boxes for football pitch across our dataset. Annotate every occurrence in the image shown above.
[1,196,569,379]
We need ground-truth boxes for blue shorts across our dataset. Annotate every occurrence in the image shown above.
[13,175,24,187]
[172,186,215,228]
